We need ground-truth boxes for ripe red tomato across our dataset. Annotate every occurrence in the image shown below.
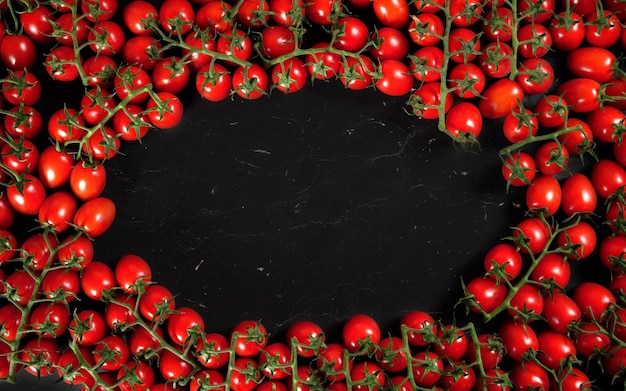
[530,253,571,288]
[1,138,39,175]
[28,302,71,339]
[196,63,232,102]
[339,55,376,91]
[333,17,369,52]
[190,370,226,391]
[129,325,165,357]
[466,334,504,370]
[73,197,116,237]
[69,309,108,347]
[160,0,194,35]
[448,28,481,63]
[2,70,41,106]
[509,360,549,390]
[167,307,205,346]
[567,47,616,82]
[517,23,552,58]
[445,102,482,141]
[599,235,626,271]
[479,79,524,119]
[115,254,152,293]
[372,0,408,28]
[6,174,46,216]
[117,361,156,391]
[585,10,621,47]
[80,88,116,126]
[112,104,151,141]
[105,294,138,330]
[560,173,597,216]
[123,0,158,35]
[407,81,452,120]
[400,310,437,347]
[342,314,381,354]
[508,283,544,320]
[305,42,341,80]
[465,277,507,313]
[146,92,184,129]
[557,117,594,154]
[317,343,352,381]
[448,63,485,99]
[269,0,305,26]
[5,105,43,139]
[38,191,77,233]
[573,322,610,358]
[230,358,261,391]
[139,284,177,322]
[231,320,268,357]
[0,34,37,71]
[305,0,337,25]
[258,342,292,379]
[556,78,601,113]
[159,349,195,381]
[217,30,253,65]
[542,290,582,333]
[20,5,55,45]
[499,318,538,362]
[478,41,513,79]
[150,57,190,95]
[38,146,73,189]
[375,336,407,372]
[271,57,308,93]
[195,332,230,369]
[93,335,131,371]
[482,7,513,42]
[536,329,577,370]
[441,364,475,391]
[433,325,468,361]
[369,27,408,61]
[40,267,80,305]
[411,350,443,387]
[572,282,616,321]
[114,65,151,104]
[286,321,325,357]
[57,235,94,271]
[0,304,22,341]
[516,57,554,95]
[81,261,115,301]
[534,94,568,128]
[351,361,385,391]
[526,174,561,215]
[70,163,106,201]
[557,221,597,260]
[484,243,522,280]
[408,13,444,46]
[534,141,569,175]
[550,10,585,51]
[591,159,626,199]
[260,26,296,59]
[410,47,444,82]
[449,0,482,26]
[122,36,162,70]
[587,106,626,143]
[20,338,62,377]
[376,59,413,97]
[88,21,126,55]
[519,0,554,23]
[502,151,536,187]
[512,217,551,254]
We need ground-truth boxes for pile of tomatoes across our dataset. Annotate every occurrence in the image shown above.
[0,0,626,390]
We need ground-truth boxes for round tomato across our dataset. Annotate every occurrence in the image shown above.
[333,17,369,52]
[230,358,261,391]
[114,65,151,104]
[115,254,152,293]
[408,13,443,46]
[122,0,158,35]
[38,146,74,189]
[410,46,444,82]
[93,335,131,371]
[196,63,232,102]
[195,333,230,369]
[530,253,570,290]
[466,334,504,370]
[557,220,597,260]
[465,276,507,313]
[512,217,551,254]
[306,42,341,80]
[69,309,108,347]
[534,141,569,175]
[271,57,308,93]
[448,28,481,63]
[5,105,43,139]
[448,63,485,99]
[88,21,125,56]
[196,1,233,33]
[526,174,561,215]
[231,320,268,357]
[159,349,194,381]
[411,350,443,387]
[182,32,216,72]
[407,81,452,120]
[146,92,184,129]
[286,320,325,358]
[260,26,296,59]
[342,314,381,354]
[483,242,523,280]
[591,159,626,199]
[400,310,437,347]
[20,338,61,377]
[2,70,41,106]
[599,235,626,271]
[550,10,585,51]
[38,191,76,233]
[369,27,409,61]
[112,104,151,141]
[57,235,94,271]
[479,79,524,119]
[536,330,576,370]
[445,102,482,141]
[190,370,226,391]
[573,322,610,358]
[509,360,549,390]
[139,284,177,322]
[28,302,71,339]
[373,0,408,28]
[258,342,292,379]
[167,307,205,346]
[587,106,626,143]
[498,318,538,362]
[508,283,544,320]
[117,361,156,391]
[105,294,138,330]
[534,94,568,129]
[6,174,46,215]
[478,41,513,79]
[516,57,554,95]
[0,35,36,71]
[339,55,375,90]
[375,336,407,372]
[160,0,194,35]
[433,325,468,361]
[517,23,552,58]
[482,7,513,42]
[585,10,621,47]
[316,343,351,381]
[502,151,536,187]
[376,59,413,97]
[81,261,115,300]
[217,29,253,65]
[572,282,615,321]
[70,163,106,201]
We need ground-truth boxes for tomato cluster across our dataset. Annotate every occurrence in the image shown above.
[0,0,626,389]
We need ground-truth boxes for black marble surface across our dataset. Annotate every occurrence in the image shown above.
[1,79,531,390]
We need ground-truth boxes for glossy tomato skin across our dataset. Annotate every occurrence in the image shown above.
[599,235,626,271]
[260,26,296,59]
[112,104,151,141]
[560,173,597,216]
[534,141,569,175]
[28,302,71,339]
[342,314,381,354]
[195,332,230,369]
[498,319,538,362]
[333,17,369,52]
[38,191,77,233]
[7,175,46,216]
[526,174,561,215]
[445,102,482,140]
[516,58,554,95]
[433,325,468,361]
[306,42,341,80]
[1,35,37,71]
[587,106,626,143]
[567,47,616,82]
[115,254,152,293]
[536,330,577,370]
[375,336,407,372]
[369,27,409,61]
[542,290,582,333]
[339,55,375,91]
[509,360,549,390]
[123,0,158,35]
[408,81,452,120]
[146,92,184,129]
[517,23,552,58]
[483,243,522,281]
[556,78,600,113]
[196,63,232,102]
[70,163,106,201]
[585,10,621,48]
[411,350,443,387]
[38,146,74,189]
[557,221,597,260]
[508,283,544,320]
[479,79,524,119]
[574,322,610,358]
[57,235,94,271]
[376,59,413,97]
[512,217,551,254]
[231,320,268,357]
[69,309,108,347]
[2,70,41,106]
[591,159,626,199]
[316,343,352,381]
[232,64,269,100]
[286,320,325,358]
[550,11,585,51]
[271,57,308,93]
[258,342,292,379]
[139,284,177,323]
[400,310,437,347]
[478,42,513,79]
[572,282,616,321]
[166,307,205,346]
[465,277,507,313]
[73,197,116,237]
[81,261,116,301]
[502,151,536,187]
[373,0,409,28]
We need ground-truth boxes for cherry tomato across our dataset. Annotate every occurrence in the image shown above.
[557,220,597,260]
[512,217,551,254]
[260,26,296,59]
[167,307,205,346]
[465,276,507,313]
[502,151,536,187]
[112,104,151,141]
[339,55,376,91]
[0,35,37,71]
[195,333,230,369]
[73,197,116,237]
[271,57,308,94]
[526,174,561,215]
[28,302,71,339]
[160,0,194,35]
[305,0,338,25]
[599,235,626,271]
[433,325,468,361]
[573,322,610,358]
[479,79,524,119]
[572,282,616,321]
[70,163,106,201]
[408,13,444,46]
[286,321,325,358]
[478,41,513,79]
[81,261,115,301]
[333,17,369,52]
[516,58,554,95]
[5,105,43,139]
[550,10,585,51]
[69,309,108,347]
[123,0,157,35]
[448,63,485,99]
[306,42,341,80]
[411,350,443,387]
[484,243,523,280]
[105,294,138,330]
[376,59,413,97]
[375,336,407,372]
[448,28,481,63]
[560,173,596,216]
[139,284,177,322]
[557,117,594,155]
[445,102,482,141]
[542,290,582,333]
[57,235,94,271]
[369,27,409,61]
[117,361,156,391]
[88,21,126,55]
[400,310,437,347]
[517,23,552,58]
[587,106,626,143]
[498,318,538,362]
[591,159,626,199]
[258,342,292,379]
[114,65,151,104]
[190,370,226,391]
[20,338,61,377]
[159,349,194,381]
[6,175,46,216]
[508,283,544,320]
[509,360,549,390]
[410,46,444,82]
[146,92,184,129]
[407,81,452,120]
[93,335,131,371]
[232,64,269,100]
[466,334,504,370]
[585,10,621,47]
[534,141,569,175]
[38,191,76,233]
[536,329,577,370]
[196,63,232,103]
[230,358,261,391]
[482,7,513,42]
[231,320,269,357]
[556,78,601,113]
[196,1,233,33]
[343,314,381,354]
[115,254,152,293]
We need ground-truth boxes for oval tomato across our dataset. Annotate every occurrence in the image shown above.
[560,173,597,216]
[526,174,561,215]
[479,79,524,119]
[73,197,116,237]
